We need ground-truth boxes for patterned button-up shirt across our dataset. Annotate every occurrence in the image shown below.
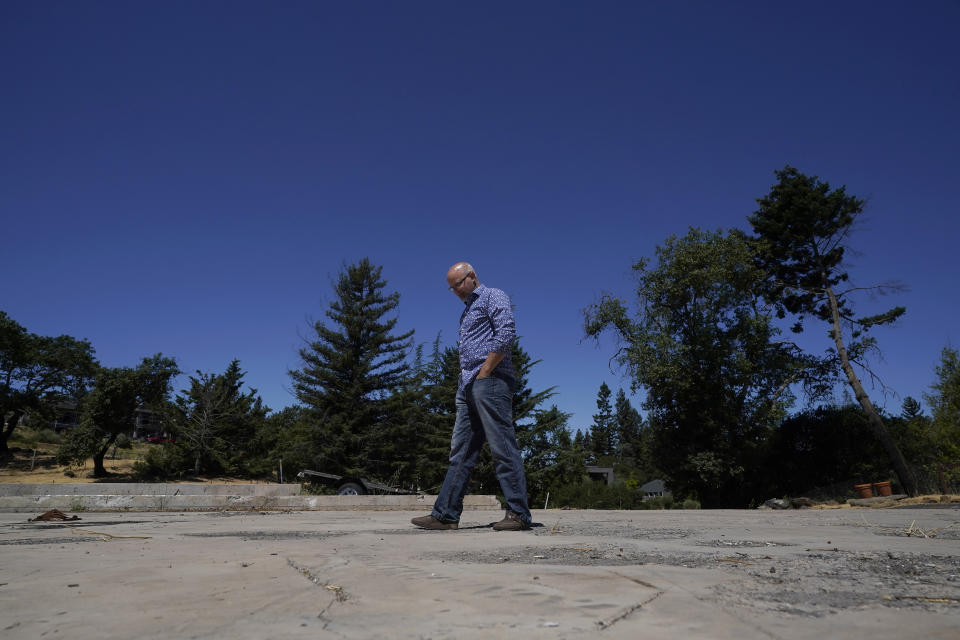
[458,284,515,390]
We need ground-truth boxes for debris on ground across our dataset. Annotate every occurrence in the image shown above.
[763,498,790,510]
[30,509,81,522]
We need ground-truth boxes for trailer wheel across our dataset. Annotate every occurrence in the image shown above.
[337,482,365,496]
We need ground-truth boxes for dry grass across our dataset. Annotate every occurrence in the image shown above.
[0,442,258,484]
[0,444,138,483]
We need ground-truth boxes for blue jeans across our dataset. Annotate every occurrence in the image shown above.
[431,375,531,525]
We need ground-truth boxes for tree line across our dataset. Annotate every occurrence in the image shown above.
[583,166,958,504]
[2,167,959,507]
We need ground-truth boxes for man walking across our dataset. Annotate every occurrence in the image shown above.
[411,262,532,531]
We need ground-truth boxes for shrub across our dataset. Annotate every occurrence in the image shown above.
[10,426,63,446]
[637,495,674,510]
[36,428,64,445]
[549,481,645,509]
[132,444,190,481]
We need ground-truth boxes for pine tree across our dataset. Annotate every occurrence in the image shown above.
[522,405,585,505]
[289,258,414,478]
[749,166,916,495]
[613,388,643,461]
[412,337,461,490]
[572,429,584,447]
[925,347,960,491]
[174,360,268,476]
[511,342,557,428]
[588,383,616,461]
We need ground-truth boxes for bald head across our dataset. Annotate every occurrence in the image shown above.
[447,262,478,301]
[447,262,474,280]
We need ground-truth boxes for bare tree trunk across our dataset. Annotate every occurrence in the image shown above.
[826,287,919,496]
[92,434,117,478]
[0,410,26,455]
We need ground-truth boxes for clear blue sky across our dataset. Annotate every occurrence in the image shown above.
[3,2,958,432]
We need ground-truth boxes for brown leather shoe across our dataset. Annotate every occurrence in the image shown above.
[411,514,458,530]
[492,510,529,531]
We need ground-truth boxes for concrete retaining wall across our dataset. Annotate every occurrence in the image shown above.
[0,483,502,513]
[0,483,302,497]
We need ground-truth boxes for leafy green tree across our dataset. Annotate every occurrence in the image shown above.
[588,383,616,462]
[880,397,938,492]
[0,311,98,456]
[289,258,415,479]
[748,166,917,495]
[925,347,960,491]
[258,406,316,483]
[585,228,802,507]
[59,355,179,477]
[173,360,268,476]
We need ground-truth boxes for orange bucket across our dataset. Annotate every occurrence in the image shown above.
[854,483,874,499]
[873,481,892,497]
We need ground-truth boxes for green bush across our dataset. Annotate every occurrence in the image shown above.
[550,481,644,509]
[637,495,674,510]
[10,426,64,447]
[132,444,191,481]
[36,428,64,445]
[544,480,702,510]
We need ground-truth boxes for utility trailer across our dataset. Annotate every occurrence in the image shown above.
[297,469,421,496]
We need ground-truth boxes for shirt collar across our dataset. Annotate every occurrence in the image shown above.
[463,283,485,305]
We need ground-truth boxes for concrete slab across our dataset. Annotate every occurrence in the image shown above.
[1,507,958,639]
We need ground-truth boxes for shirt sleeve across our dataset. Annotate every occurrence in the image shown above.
[486,289,515,355]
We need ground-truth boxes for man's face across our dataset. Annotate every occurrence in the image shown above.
[447,268,477,301]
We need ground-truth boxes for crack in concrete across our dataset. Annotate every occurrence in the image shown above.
[595,571,665,630]
[285,557,350,627]
[597,590,663,630]
[184,530,347,540]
